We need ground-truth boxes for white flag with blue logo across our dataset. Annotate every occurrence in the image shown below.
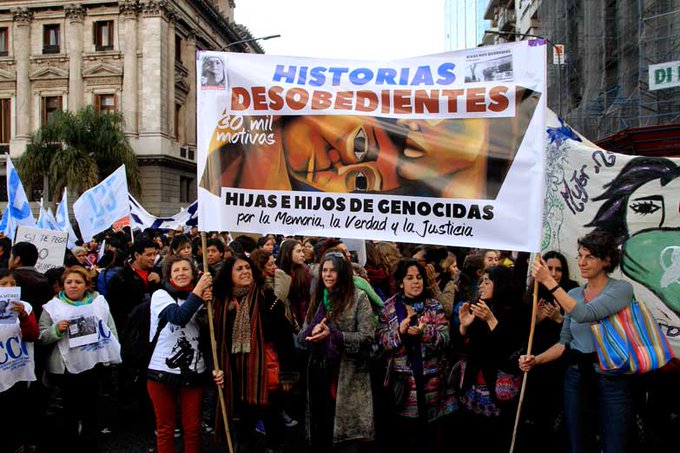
[37,200,60,231]
[55,188,79,249]
[73,165,129,241]
[4,155,36,240]
[129,194,198,231]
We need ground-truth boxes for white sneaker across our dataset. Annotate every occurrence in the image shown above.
[281,411,298,428]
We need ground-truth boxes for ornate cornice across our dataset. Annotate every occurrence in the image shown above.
[12,8,33,24]
[138,154,196,172]
[141,0,176,21]
[119,0,140,17]
[64,4,86,22]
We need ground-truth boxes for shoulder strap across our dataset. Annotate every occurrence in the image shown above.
[151,317,169,348]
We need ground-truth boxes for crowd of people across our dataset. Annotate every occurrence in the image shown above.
[0,226,677,453]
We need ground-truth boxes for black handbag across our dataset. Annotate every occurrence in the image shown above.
[383,358,410,410]
[447,357,467,392]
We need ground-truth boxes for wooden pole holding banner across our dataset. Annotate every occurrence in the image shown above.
[201,232,233,453]
[509,255,540,453]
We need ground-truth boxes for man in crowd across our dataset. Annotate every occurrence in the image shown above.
[205,238,226,276]
[107,238,161,333]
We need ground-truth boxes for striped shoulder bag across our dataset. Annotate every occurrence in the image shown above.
[590,298,674,374]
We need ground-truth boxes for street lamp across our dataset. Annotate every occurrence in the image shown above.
[484,30,563,117]
[220,34,281,51]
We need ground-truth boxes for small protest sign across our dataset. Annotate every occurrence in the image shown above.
[15,226,68,273]
[67,306,99,348]
[0,286,22,324]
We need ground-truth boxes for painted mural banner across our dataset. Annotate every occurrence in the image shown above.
[196,41,547,251]
[542,109,680,355]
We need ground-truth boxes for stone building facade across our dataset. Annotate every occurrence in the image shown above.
[0,0,261,215]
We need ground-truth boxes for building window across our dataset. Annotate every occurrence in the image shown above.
[0,98,10,155]
[174,103,181,139]
[43,24,60,54]
[180,176,193,203]
[94,21,114,51]
[175,34,182,62]
[42,96,62,125]
[0,28,8,57]
[95,94,116,114]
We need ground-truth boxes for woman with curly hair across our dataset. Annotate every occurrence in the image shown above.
[520,230,635,453]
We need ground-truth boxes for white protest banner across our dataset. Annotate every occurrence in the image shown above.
[73,165,129,241]
[542,109,680,356]
[196,41,547,251]
[15,226,68,273]
[0,286,21,324]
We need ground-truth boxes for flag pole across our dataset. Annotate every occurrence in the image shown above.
[201,232,233,453]
[509,254,540,453]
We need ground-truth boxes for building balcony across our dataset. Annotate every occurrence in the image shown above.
[498,9,516,31]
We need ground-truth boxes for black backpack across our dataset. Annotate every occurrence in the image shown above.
[120,298,168,373]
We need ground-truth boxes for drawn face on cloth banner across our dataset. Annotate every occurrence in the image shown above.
[199,87,540,200]
[542,112,680,353]
[586,158,680,314]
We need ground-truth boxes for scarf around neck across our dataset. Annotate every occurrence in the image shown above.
[58,290,95,306]
[231,285,255,353]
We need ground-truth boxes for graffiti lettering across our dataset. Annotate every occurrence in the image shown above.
[560,165,590,214]
[592,150,616,174]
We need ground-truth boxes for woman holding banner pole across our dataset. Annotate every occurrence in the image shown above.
[213,254,297,452]
[519,230,634,453]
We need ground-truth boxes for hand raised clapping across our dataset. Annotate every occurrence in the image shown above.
[305,317,330,342]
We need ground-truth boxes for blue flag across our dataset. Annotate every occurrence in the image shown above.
[4,155,36,239]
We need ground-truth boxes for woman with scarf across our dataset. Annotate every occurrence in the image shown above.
[376,258,455,452]
[38,265,121,451]
[298,252,375,452]
[214,255,296,452]
[146,255,222,453]
[456,265,527,452]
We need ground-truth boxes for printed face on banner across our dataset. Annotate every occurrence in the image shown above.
[197,42,547,251]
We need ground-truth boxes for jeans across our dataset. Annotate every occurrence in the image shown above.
[563,364,633,453]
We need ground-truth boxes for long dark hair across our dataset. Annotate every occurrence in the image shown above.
[587,157,680,242]
[276,239,302,274]
[214,255,262,304]
[276,239,309,303]
[307,252,354,322]
[484,265,523,315]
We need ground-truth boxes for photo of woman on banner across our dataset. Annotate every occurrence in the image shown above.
[201,55,226,89]
[200,87,539,200]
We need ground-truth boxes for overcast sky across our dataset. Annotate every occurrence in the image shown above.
[234,0,447,60]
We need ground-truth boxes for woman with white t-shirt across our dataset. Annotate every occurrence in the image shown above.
[39,265,121,451]
[146,254,223,453]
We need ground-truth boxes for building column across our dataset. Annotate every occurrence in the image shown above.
[167,13,176,138]
[11,8,32,146]
[140,0,171,137]
[182,32,197,148]
[65,4,85,112]
[120,1,139,136]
